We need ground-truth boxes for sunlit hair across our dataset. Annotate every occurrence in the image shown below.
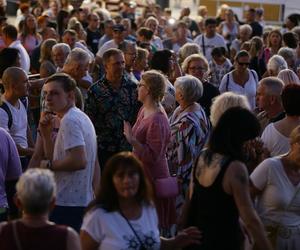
[86,152,153,212]
[277,69,300,85]
[175,75,203,103]
[141,70,166,102]
[178,43,201,65]
[290,125,300,145]
[16,169,56,215]
[181,54,208,74]
[210,92,251,127]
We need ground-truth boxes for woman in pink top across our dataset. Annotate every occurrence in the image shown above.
[124,70,176,235]
[19,14,41,56]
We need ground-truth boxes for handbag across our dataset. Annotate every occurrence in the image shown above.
[154,176,179,198]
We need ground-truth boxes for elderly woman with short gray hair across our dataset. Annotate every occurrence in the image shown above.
[167,75,211,218]
[0,168,81,250]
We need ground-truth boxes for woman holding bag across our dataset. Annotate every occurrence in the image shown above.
[123,70,176,236]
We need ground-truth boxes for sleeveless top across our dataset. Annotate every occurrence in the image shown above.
[185,154,243,250]
[0,221,68,250]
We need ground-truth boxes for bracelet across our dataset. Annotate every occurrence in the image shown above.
[46,160,53,170]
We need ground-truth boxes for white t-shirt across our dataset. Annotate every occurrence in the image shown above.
[219,69,258,110]
[97,40,118,58]
[250,157,300,227]
[194,33,226,62]
[9,40,30,73]
[53,107,97,207]
[0,98,28,148]
[261,123,290,157]
[81,205,161,250]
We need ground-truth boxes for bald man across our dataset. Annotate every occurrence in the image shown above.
[0,67,34,170]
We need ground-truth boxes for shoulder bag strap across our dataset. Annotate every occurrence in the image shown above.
[12,221,23,250]
[202,35,206,56]
[119,211,146,248]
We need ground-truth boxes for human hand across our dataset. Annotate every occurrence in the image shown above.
[38,112,54,138]
[40,160,49,169]
[123,121,134,144]
[174,226,202,248]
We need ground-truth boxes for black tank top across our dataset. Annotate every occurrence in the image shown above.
[185,155,243,250]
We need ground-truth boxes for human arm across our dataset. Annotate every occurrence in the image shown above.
[67,227,82,250]
[27,133,45,168]
[160,227,202,250]
[92,156,101,194]
[38,112,55,160]
[40,145,87,171]
[224,161,272,250]
[80,230,99,250]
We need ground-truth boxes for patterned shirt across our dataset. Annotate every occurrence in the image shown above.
[85,74,140,153]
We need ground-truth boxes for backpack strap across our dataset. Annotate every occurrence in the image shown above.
[0,102,13,130]
[226,72,231,91]
[201,35,206,56]
[250,69,258,82]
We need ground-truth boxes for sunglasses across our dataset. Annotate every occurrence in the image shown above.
[238,62,250,66]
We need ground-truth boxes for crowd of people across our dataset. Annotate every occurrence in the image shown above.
[0,0,300,249]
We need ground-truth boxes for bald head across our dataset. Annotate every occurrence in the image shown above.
[2,67,27,90]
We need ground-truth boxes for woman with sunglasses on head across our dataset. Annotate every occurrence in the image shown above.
[80,152,202,250]
[219,50,259,110]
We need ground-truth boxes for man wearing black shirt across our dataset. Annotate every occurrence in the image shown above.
[86,13,102,55]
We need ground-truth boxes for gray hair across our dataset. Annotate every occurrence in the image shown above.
[52,43,71,56]
[210,92,251,127]
[278,47,295,66]
[259,76,284,97]
[181,54,209,74]
[178,43,201,64]
[174,75,203,103]
[16,169,56,214]
[239,24,253,35]
[267,55,288,76]
[64,47,90,67]
[277,69,300,85]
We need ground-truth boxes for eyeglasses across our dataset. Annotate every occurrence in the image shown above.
[188,66,207,72]
[237,62,250,66]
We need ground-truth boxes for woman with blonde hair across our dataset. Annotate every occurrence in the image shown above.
[123,70,176,235]
[19,14,42,56]
[39,38,57,78]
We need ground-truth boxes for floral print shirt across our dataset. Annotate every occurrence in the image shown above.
[85,74,140,153]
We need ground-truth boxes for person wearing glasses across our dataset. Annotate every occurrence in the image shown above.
[181,54,219,117]
[219,50,259,110]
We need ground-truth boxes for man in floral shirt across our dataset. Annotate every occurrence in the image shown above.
[85,49,140,168]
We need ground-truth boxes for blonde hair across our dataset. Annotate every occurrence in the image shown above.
[290,125,300,145]
[141,70,166,102]
[210,92,251,127]
[181,54,208,74]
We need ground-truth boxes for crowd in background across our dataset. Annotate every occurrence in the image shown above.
[0,0,300,249]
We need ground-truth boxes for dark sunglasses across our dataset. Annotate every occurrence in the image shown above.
[238,62,250,66]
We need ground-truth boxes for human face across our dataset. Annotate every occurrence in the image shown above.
[62,33,76,49]
[137,80,149,102]
[74,61,89,80]
[225,10,234,22]
[187,60,207,80]
[14,72,29,98]
[26,15,36,30]
[269,32,281,47]
[147,20,158,33]
[52,49,68,68]
[43,81,72,114]
[113,30,125,45]
[177,25,187,39]
[89,14,100,30]
[113,167,140,200]
[205,24,216,38]
[124,45,137,69]
[105,53,125,79]
[256,84,272,111]
[235,56,250,73]
[239,29,251,42]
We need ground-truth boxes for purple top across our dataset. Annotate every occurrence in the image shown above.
[0,128,22,207]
